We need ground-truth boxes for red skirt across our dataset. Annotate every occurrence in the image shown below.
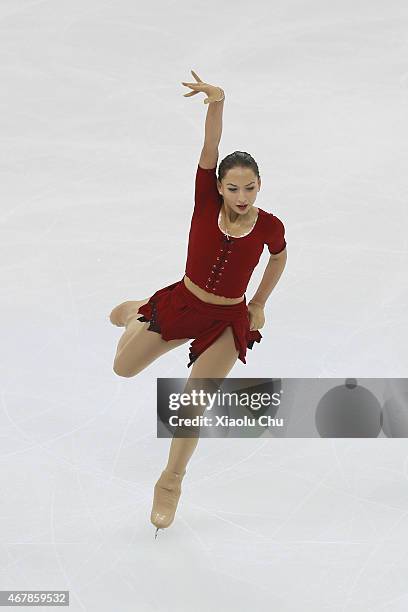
[136,278,262,368]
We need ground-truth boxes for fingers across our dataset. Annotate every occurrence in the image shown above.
[191,69,203,82]
[181,70,206,100]
[181,79,200,99]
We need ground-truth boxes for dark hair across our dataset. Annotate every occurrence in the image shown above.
[217,151,260,186]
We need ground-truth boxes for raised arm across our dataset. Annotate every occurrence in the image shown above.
[181,70,225,168]
[199,95,224,168]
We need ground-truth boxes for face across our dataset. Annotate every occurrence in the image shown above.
[217,166,261,215]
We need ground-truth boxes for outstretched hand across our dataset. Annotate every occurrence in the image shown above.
[181,69,224,104]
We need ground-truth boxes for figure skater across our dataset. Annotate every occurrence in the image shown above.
[109,70,288,537]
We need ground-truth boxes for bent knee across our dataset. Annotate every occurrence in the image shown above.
[113,364,131,378]
[113,358,140,378]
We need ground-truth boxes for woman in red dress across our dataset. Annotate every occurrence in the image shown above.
[109,70,288,537]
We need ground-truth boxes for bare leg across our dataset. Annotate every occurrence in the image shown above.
[150,326,240,532]
[166,325,239,473]
[110,299,149,327]
[112,304,189,377]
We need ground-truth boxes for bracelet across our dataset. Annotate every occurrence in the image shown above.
[212,87,225,103]
[249,300,264,307]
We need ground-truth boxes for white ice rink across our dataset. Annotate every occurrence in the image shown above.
[1,0,408,610]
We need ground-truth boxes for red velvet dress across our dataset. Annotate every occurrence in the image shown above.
[137,164,287,368]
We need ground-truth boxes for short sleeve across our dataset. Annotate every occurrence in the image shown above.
[264,213,287,254]
[194,164,221,216]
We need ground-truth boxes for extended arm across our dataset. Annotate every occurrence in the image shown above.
[181,70,225,169]
[203,88,224,148]
[199,88,225,168]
